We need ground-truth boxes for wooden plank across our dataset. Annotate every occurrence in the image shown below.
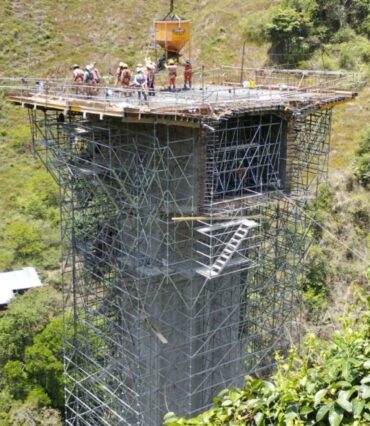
[172,215,261,222]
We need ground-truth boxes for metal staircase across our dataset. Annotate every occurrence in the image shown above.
[196,219,258,279]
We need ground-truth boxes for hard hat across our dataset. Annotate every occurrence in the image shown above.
[168,59,174,65]
[119,62,124,67]
[72,64,79,69]
[122,63,128,68]
[137,63,143,67]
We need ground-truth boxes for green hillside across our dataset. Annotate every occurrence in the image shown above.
[0,0,274,77]
[0,0,369,424]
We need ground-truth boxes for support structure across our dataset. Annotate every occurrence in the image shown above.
[5,67,359,425]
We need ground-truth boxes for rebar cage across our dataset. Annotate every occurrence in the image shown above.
[29,105,331,425]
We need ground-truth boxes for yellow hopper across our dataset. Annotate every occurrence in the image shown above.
[154,19,191,54]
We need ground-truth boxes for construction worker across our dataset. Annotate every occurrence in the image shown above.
[116,62,132,96]
[83,65,95,96]
[84,65,94,84]
[183,59,193,89]
[72,64,84,83]
[145,63,156,96]
[133,67,147,102]
[72,64,84,95]
[90,63,101,84]
[136,63,144,73]
[116,62,126,85]
[166,59,177,91]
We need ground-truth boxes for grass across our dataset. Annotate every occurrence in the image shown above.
[330,86,370,170]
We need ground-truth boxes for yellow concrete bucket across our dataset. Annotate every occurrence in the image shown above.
[154,19,191,54]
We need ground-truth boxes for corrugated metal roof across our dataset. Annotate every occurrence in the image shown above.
[0,267,42,305]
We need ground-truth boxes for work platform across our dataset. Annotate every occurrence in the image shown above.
[3,67,363,123]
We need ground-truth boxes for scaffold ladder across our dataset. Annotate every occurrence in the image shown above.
[196,220,257,279]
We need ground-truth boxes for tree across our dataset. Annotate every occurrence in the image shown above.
[354,126,370,187]
[266,7,310,65]
[25,317,65,408]
[0,287,63,367]
[164,293,370,425]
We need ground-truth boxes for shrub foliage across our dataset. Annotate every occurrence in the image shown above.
[164,294,370,425]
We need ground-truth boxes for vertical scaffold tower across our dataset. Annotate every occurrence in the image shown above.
[6,67,360,425]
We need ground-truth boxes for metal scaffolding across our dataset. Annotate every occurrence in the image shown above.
[26,97,333,425]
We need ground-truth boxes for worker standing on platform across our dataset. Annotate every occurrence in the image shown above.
[116,62,126,85]
[184,60,193,89]
[116,63,132,96]
[133,67,148,102]
[166,59,177,91]
[72,64,84,83]
[145,63,156,96]
[72,64,84,94]
[91,63,101,84]
[83,65,95,96]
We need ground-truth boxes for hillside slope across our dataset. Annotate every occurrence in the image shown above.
[0,0,276,77]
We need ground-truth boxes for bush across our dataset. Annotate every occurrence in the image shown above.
[266,7,310,65]
[339,43,357,69]
[242,11,272,44]
[164,295,370,425]
[354,154,370,187]
[354,126,370,187]
[4,221,45,261]
[25,317,65,408]
[302,245,330,318]
[0,287,62,367]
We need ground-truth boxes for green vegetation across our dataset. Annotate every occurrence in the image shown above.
[354,125,370,187]
[164,291,370,425]
[244,0,370,71]
[0,287,63,424]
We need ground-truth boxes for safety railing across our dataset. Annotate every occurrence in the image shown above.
[0,67,363,114]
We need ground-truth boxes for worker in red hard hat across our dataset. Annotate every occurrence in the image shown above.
[183,59,193,89]
[166,59,177,91]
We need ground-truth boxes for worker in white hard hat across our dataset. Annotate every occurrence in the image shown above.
[116,62,128,86]
[133,68,148,102]
[71,64,84,94]
[72,64,84,83]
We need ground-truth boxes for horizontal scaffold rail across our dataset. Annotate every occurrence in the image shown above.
[0,67,362,121]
